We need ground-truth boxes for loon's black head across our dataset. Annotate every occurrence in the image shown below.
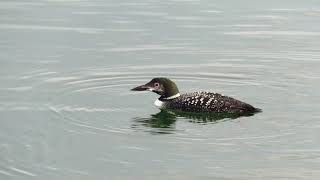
[131,77,180,99]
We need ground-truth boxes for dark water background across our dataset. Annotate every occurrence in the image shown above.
[1,0,320,179]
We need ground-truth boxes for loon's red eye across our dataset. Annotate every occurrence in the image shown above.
[154,83,160,87]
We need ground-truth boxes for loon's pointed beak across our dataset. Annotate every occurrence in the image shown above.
[131,84,151,91]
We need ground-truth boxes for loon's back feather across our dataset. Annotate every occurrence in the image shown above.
[163,91,259,114]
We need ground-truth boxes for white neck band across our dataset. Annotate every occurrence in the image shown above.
[163,93,180,100]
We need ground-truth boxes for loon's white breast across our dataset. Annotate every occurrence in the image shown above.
[154,99,164,107]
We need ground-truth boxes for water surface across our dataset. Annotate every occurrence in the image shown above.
[1,0,320,179]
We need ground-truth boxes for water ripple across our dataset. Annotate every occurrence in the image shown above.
[0,24,104,34]
[9,167,37,177]
[224,31,320,36]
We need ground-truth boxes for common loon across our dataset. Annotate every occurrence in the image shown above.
[131,77,261,114]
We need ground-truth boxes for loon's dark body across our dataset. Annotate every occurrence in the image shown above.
[131,77,261,114]
[159,91,259,114]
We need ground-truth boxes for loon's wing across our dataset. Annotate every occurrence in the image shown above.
[169,92,258,114]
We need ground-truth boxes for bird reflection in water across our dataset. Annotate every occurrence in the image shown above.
[131,110,177,134]
[131,110,255,134]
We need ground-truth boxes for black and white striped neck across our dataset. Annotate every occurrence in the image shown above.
[160,93,181,101]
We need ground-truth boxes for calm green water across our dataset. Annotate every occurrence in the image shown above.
[1,0,320,179]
